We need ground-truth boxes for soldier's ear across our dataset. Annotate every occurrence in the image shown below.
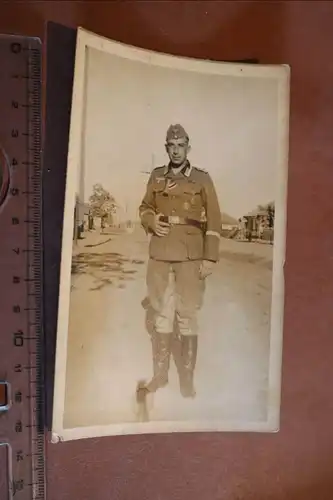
[187,144,191,154]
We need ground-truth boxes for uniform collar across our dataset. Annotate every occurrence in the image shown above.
[163,160,192,177]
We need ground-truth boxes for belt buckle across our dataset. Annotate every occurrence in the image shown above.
[169,215,180,224]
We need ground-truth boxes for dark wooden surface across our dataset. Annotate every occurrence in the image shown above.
[1,2,333,499]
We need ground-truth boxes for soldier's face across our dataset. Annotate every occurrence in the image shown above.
[165,138,190,166]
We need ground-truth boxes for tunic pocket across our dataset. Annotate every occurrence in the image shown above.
[185,233,204,260]
[182,186,202,209]
[183,187,201,196]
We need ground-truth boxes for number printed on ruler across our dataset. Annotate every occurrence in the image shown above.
[0,35,45,500]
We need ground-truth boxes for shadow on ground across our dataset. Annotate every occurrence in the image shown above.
[219,249,273,270]
[71,252,145,291]
[84,237,113,248]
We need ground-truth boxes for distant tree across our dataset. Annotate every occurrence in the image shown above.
[267,203,275,228]
[89,183,116,218]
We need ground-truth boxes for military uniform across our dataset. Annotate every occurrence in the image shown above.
[138,124,221,400]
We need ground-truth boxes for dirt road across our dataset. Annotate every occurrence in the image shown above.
[63,226,273,429]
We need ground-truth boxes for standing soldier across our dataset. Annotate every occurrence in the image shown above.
[136,124,221,413]
[88,209,94,231]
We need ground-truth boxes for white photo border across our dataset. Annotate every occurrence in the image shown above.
[51,27,290,442]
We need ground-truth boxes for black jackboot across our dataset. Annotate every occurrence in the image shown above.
[170,318,184,378]
[145,331,172,392]
[179,335,198,398]
[136,331,172,421]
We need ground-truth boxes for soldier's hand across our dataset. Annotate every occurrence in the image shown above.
[200,260,215,279]
[153,214,170,237]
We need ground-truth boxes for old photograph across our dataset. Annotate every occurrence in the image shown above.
[52,28,290,441]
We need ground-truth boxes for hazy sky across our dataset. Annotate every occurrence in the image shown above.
[81,47,279,220]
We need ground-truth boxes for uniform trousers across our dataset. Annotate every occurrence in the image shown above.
[146,258,205,336]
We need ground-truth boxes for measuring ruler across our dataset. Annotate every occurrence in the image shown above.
[0,35,45,500]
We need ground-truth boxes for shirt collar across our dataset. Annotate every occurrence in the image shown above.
[163,160,192,177]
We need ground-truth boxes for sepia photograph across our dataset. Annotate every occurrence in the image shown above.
[52,28,290,441]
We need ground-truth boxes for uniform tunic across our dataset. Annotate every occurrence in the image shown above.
[139,161,222,335]
[139,161,222,261]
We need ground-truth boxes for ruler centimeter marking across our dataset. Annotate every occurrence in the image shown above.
[0,35,45,500]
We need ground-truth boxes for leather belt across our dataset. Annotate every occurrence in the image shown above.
[159,215,203,230]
